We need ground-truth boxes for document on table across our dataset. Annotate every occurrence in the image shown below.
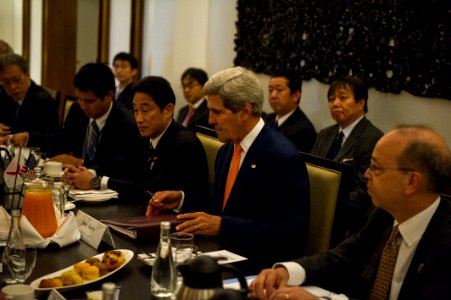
[201,250,247,264]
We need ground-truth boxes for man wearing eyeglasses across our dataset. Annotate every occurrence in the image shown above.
[0,53,60,152]
[250,125,451,300]
[176,68,214,135]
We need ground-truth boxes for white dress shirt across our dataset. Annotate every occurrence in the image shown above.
[277,197,440,300]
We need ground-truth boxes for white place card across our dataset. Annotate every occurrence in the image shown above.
[75,210,115,249]
[200,250,247,264]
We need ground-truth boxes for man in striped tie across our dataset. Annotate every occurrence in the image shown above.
[50,63,142,190]
[250,124,451,300]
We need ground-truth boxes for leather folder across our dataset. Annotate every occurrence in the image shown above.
[101,214,182,240]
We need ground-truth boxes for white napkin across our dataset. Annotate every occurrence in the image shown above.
[0,206,81,249]
[0,206,10,242]
[69,189,119,201]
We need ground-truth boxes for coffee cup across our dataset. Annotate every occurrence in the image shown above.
[45,161,63,177]
[2,284,35,300]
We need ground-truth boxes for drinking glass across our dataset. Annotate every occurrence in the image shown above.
[16,247,37,283]
[170,232,195,292]
[170,232,195,265]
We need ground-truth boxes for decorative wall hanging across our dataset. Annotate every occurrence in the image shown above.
[234,0,451,100]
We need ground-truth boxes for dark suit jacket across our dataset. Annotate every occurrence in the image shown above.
[264,107,317,153]
[0,81,60,153]
[108,120,210,208]
[204,126,310,269]
[176,99,213,133]
[55,101,142,181]
[312,117,383,233]
[298,199,451,300]
[116,83,135,111]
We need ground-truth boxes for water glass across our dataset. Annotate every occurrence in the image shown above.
[170,232,195,265]
[16,248,37,283]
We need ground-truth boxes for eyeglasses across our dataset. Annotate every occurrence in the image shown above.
[181,82,200,90]
[0,74,26,86]
[367,162,416,175]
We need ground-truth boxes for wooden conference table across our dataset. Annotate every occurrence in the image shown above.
[26,200,252,299]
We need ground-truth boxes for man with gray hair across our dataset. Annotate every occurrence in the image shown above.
[148,66,310,269]
[0,53,60,152]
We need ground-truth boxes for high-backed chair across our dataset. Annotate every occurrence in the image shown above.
[196,132,223,189]
[62,95,76,124]
[44,87,62,123]
[301,152,353,255]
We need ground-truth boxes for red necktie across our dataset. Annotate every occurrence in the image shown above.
[223,144,242,210]
[182,106,194,127]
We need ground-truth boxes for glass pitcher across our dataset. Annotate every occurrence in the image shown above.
[21,169,62,238]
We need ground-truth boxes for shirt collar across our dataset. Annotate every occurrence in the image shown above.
[396,197,440,247]
[149,120,172,149]
[239,118,265,154]
[90,101,113,131]
[191,97,206,110]
[276,108,297,127]
[340,114,364,139]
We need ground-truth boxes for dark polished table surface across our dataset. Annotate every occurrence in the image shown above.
[23,200,252,299]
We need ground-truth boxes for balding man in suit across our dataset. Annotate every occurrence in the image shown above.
[251,125,451,300]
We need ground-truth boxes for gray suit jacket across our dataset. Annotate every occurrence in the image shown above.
[312,117,383,233]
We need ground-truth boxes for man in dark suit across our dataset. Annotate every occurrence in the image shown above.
[264,71,316,153]
[0,53,60,153]
[148,67,310,269]
[51,63,142,187]
[176,68,213,134]
[64,76,210,208]
[112,52,138,111]
[251,125,451,300]
[312,76,383,234]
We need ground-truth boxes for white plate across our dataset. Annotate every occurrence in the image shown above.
[65,202,76,211]
[68,189,119,203]
[30,249,134,291]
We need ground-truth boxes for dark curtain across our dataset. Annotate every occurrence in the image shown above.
[234,0,451,100]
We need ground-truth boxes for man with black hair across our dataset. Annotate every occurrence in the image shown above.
[264,71,316,152]
[177,67,213,133]
[112,52,139,110]
[63,75,210,208]
[51,63,142,189]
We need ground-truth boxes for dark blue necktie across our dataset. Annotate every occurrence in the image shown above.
[86,121,100,162]
[326,131,344,160]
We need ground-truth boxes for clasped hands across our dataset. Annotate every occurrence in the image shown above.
[249,268,320,300]
[49,155,92,189]
[146,190,221,236]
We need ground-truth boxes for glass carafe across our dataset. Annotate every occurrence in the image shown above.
[21,170,59,238]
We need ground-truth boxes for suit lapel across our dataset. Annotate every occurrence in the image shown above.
[398,199,450,299]
[221,128,269,212]
[335,117,368,161]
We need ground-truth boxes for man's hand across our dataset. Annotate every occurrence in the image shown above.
[50,154,83,167]
[12,132,29,146]
[0,123,11,136]
[146,191,183,216]
[63,165,95,190]
[263,286,320,300]
[249,267,290,299]
[176,212,221,236]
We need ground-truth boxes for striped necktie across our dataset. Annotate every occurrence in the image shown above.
[367,225,400,300]
[86,121,100,162]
